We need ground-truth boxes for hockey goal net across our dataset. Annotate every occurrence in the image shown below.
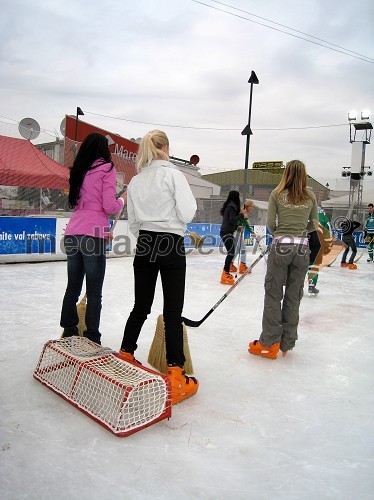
[33,337,171,437]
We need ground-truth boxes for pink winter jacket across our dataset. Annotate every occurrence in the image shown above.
[65,159,124,239]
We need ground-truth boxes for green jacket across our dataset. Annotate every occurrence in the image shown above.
[235,218,252,233]
[364,213,374,236]
[267,189,318,237]
[317,207,331,231]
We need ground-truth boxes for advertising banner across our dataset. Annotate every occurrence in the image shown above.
[0,217,56,254]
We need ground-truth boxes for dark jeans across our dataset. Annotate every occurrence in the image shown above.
[341,234,357,264]
[121,231,186,367]
[60,235,106,345]
[220,231,235,272]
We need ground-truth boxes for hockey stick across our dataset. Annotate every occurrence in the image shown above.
[182,246,269,328]
[234,226,244,278]
[354,251,365,263]
[253,232,268,261]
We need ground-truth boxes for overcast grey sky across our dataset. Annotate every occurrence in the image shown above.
[1,0,373,183]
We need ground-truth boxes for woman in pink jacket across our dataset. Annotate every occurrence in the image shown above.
[60,133,126,345]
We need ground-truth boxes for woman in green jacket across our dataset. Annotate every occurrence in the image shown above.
[248,160,318,359]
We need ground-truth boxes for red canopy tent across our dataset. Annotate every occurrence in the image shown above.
[0,135,69,189]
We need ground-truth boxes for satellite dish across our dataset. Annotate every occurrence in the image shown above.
[190,154,200,166]
[60,118,66,137]
[105,134,115,146]
[18,118,40,140]
[60,115,75,137]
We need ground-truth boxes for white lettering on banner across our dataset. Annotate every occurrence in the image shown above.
[113,144,136,162]
[26,232,51,240]
[0,231,30,240]
[14,231,26,240]
[0,231,12,240]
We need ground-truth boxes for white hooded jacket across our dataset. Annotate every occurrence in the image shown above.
[127,160,197,238]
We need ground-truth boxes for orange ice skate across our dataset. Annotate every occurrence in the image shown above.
[167,365,199,405]
[220,271,234,285]
[248,340,280,359]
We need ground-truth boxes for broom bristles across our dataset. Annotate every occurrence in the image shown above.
[60,293,87,338]
[148,314,194,375]
[188,231,206,249]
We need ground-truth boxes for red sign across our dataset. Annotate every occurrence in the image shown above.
[64,115,138,185]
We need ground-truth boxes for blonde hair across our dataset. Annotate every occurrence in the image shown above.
[136,130,169,171]
[244,200,254,209]
[273,160,312,205]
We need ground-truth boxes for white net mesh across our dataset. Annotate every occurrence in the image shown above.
[34,337,171,436]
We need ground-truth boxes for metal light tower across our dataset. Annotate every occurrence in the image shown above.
[347,110,372,220]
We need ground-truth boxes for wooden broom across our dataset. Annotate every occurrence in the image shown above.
[188,231,206,249]
[148,314,194,375]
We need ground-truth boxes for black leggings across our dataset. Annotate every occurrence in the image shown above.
[121,231,186,366]
[221,232,235,272]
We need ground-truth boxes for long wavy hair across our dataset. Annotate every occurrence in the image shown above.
[273,160,312,205]
[68,133,113,208]
[136,130,169,172]
[220,190,241,216]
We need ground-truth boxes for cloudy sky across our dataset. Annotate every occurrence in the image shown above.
[1,0,373,184]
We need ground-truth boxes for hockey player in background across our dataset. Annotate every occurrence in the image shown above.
[307,206,332,295]
[340,217,361,269]
[364,203,374,263]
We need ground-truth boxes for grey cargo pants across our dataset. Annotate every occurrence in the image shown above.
[259,242,310,352]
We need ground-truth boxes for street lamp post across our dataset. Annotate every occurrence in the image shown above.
[74,107,84,157]
[241,71,259,201]
[242,71,259,170]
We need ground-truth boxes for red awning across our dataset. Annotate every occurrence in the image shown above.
[0,135,69,189]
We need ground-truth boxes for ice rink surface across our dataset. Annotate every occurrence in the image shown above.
[0,248,373,500]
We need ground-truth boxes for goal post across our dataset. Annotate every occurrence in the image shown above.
[33,337,171,437]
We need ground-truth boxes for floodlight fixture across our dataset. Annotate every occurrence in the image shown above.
[348,111,357,121]
[341,166,352,178]
[361,110,370,121]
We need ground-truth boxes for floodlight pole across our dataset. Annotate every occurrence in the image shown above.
[347,117,372,220]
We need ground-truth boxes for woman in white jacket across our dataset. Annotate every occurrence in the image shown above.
[119,130,199,405]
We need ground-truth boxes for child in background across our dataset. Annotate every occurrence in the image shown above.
[231,200,254,274]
